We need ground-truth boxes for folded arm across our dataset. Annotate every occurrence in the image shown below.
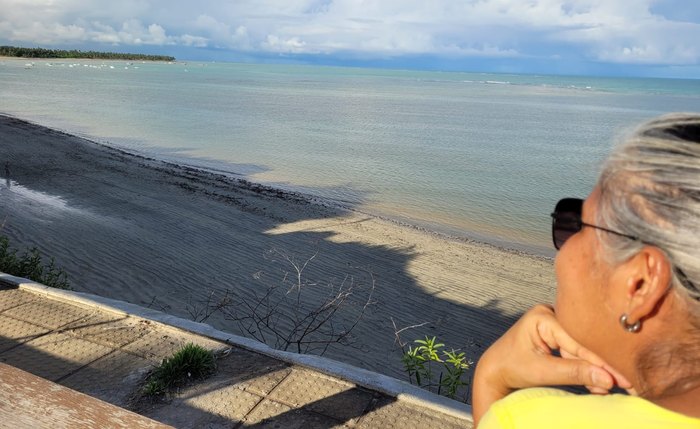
[471,304,632,426]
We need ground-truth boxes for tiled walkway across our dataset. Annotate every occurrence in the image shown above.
[0,278,473,428]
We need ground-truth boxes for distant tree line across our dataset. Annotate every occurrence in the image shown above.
[0,45,175,62]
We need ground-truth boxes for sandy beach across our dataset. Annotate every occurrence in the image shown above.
[0,114,555,381]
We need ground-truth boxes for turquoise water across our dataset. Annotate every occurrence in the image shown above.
[2,59,700,254]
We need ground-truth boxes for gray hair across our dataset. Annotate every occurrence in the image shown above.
[597,113,700,302]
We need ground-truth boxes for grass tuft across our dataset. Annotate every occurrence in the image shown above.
[143,343,216,396]
[0,235,70,289]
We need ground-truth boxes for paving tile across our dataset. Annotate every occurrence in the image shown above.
[235,367,292,398]
[0,288,35,312]
[122,327,226,363]
[146,383,264,428]
[243,399,347,429]
[0,314,51,352]
[0,292,474,429]
[267,367,374,422]
[208,347,291,396]
[60,350,154,407]
[60,310,123,330]
[3,300,87,329]
[64,314,151,348]
[0,331,114,381]
[354,396,473,429]
[184,385,262,422]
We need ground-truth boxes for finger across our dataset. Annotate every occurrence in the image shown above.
[545,325,631,386]
[547,326,605,364]
[586,385,610,395]
[559,350,632,390]
[534,314,600,361]
[599,363,633,389]
[532,311,634,390]
[528,329,553,355]
[559,347,632,389]
[530,308,614,371]
[535,317,561,351]
[560,349,576,360]
[540,356,614,390]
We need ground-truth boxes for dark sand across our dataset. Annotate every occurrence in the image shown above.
[0,114,555,380]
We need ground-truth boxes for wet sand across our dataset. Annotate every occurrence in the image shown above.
[0,114,555,381]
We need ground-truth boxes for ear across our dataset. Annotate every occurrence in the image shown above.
[622,246,673,325]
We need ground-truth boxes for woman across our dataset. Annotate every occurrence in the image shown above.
[473,114,700,428]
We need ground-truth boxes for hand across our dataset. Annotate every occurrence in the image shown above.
[472,304,632,425]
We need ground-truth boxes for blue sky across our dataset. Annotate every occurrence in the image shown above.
[1,0,699,78]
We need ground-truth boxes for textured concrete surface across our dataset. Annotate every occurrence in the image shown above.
[0,363,171,429]
[0,276,474,428]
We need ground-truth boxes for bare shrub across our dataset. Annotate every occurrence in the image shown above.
[186,248,376,356]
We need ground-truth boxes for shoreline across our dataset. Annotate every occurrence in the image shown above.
[0,111,553,259]
[0,113,556,380]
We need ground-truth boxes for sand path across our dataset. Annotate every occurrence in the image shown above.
[0,114,555,381]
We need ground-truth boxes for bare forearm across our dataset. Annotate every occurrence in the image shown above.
[472,352,511,426]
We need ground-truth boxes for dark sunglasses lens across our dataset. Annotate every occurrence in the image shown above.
[553,221,578,250]
[552,199,583,250]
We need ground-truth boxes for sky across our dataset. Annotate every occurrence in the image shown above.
[1,0,700,78]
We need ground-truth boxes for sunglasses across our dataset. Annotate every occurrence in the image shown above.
[550,198,638,250]
[551,198,699,297]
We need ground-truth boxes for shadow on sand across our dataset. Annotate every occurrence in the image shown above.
[0,115,541,426]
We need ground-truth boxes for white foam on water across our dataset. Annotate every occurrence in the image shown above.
[0,180,94,221]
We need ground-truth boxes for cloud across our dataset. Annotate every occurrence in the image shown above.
[16,22,87,45]
[191,15,251,49]
[115,20,171,45]
[180,33,208,48]
[559,16,700,64]
[262,35,308,53]
[0,0,698,66]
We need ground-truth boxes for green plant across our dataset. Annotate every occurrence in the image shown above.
[440,349,471,399]
[142,343,216,396]
[0,235,70,289]
[401,336,472,401]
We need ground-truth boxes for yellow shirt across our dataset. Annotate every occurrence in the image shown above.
[479,387,700,428]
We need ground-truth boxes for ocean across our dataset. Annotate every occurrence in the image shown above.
[2,59,699,255]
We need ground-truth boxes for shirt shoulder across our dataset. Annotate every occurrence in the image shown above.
[478,387,700,429]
